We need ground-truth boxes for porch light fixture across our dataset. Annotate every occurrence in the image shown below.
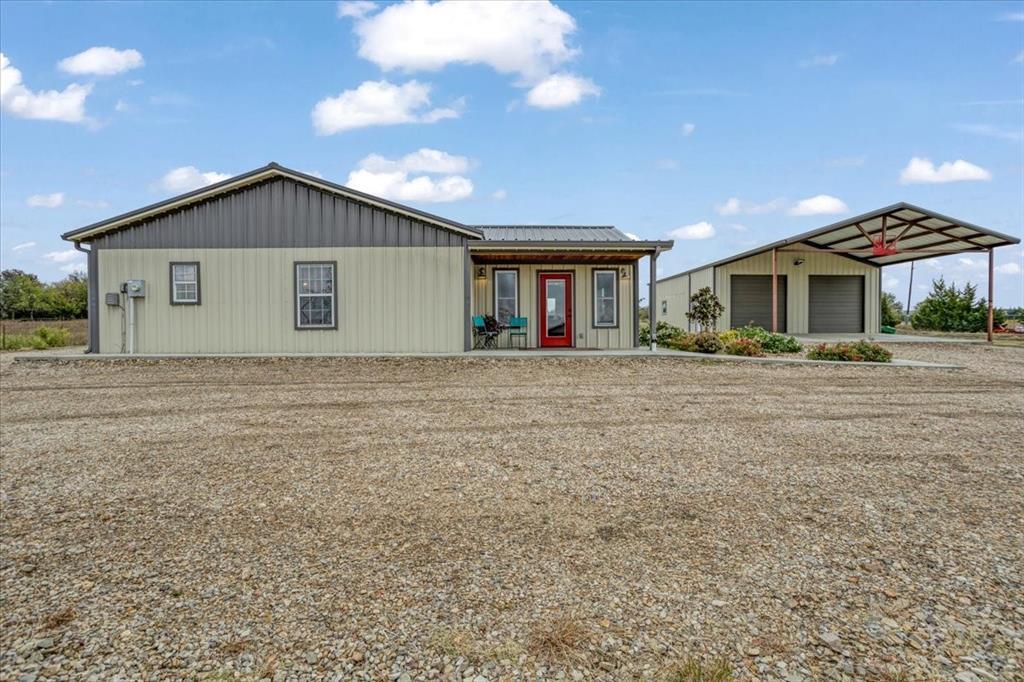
[475,266,486,279]
[793,258,805,266]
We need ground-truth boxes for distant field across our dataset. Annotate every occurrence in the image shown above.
[895,322,1024,348]
[0,319,88,348]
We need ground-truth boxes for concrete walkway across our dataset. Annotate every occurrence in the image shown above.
[11,347,962,369]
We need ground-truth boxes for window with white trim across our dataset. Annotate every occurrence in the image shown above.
[494,269,518,325]
[593,269,618,327]
[295,262,336,329]
[170,262,200,304]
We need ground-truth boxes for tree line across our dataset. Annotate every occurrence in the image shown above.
[0,269,88,320]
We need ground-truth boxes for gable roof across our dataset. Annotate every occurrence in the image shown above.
[658,202,1020,282]
[62,162,483,243]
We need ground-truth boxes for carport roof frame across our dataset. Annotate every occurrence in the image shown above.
[658,202,1020,283]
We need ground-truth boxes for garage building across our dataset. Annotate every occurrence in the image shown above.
[656,203,1019,337]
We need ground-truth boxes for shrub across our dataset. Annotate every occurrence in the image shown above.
[0,325,73,351]
[806,340,893,363]
[685,287,725,331]
[34,326,71,347]
[641,320,687,347]
[693,331,724,354]
[718,329,739,345]
[724,337,764,357]
[734,324,802,354]
[666,332,698,352]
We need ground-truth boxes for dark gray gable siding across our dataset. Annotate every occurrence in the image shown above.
[91,178,469,249]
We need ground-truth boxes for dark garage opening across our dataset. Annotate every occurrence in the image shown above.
[731,275,787,331]
[809,275,864,333]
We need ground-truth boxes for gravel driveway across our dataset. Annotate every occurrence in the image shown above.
[2,344,1022,681]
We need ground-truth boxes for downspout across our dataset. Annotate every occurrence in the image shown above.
[73,241,96,353]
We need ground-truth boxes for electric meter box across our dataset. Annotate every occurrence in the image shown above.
[123,280,146,298]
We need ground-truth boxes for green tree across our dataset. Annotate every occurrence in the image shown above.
[881,291,903,327]
[910,277,1005,332]
[45,272,88,319]
[0,270,46,319]
[685,286,725,331]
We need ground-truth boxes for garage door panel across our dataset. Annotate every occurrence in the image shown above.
[809,275,864,333]
[730,275,786,331]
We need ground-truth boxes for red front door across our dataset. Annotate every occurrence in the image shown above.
[539,273,573,347]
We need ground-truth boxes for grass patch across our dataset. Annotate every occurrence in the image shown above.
[1,323,78,351]
[428,626,479,659]
[528,616,591,663]
[662,656,734,681]
[219,638,252,656]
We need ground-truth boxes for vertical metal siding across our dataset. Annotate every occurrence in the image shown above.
[97,247,464,353]
[91,178,468,250]
[471,263,636,349]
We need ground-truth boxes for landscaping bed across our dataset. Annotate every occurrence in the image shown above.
[1,345,1022,681]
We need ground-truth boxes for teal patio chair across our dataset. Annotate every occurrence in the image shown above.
[472,315,499,349]
[508,316,528,349]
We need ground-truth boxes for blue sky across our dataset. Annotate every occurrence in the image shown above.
[1,0,1022,306]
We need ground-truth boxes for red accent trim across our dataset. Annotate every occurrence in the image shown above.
[539,273,573,347]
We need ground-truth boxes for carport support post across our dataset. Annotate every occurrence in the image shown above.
[771,247,778,333]
[649,248,659,351]
[987,247,994,343]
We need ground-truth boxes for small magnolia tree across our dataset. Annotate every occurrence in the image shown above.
[686,286,725,331]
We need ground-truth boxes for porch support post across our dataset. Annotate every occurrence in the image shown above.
[649,248,659,351]
[463,244,472,351]
[987,247,994,343]
[771,247,778,333]
[632,260,640,348]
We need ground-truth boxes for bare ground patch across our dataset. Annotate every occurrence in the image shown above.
[1,345,1022,680]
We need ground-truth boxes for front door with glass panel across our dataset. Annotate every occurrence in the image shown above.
[539,273,573,347]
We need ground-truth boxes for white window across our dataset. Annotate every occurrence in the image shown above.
[593,269,617,327]
[494,270,518,325]
[295,262,336,329]
[661,300,668,315]
[170,262,200,304]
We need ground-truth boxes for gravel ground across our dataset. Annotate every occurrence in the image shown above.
[1,344,1022,681]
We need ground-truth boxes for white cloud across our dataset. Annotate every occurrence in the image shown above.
[525,73,599,108]
[1,53,92,123]
[654,158,679,171]
[715,196,785,216]
[883,274,900,289]
[1015,50,1024,64]
[954,123,1023,142]
[995,262,1021,275]
[157,166,231,193]
[680,122,696,136]
[998,11,1024,21]
[624,232,641,241]
[958,257,980,268]
[799,53,839,68]
[345,149,474,203]
[346,0,579,82]
[342,0,598,108]
[491,189,508,200]
[899,157,992,184]
[43,249,82,264]
[114,98,130,113]
[788,194,849,216]
[923,258,943,269]
[26,192,65,208]
[11,241,36,252]
[728,223,747,232]
[58,47,144,76]
[668,221,716,240]
[357,148,472,174]
[337,1,377,19]
[311,79,459,134]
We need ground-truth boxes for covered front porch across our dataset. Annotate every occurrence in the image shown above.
[465,235,671,350]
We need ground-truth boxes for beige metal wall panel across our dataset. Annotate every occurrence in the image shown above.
[471,264,635,348]
[715,251,878,334]
[657,267,715,331]
[98,248,465,353]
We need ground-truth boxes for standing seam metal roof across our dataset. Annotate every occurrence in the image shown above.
[473,225,634,242]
